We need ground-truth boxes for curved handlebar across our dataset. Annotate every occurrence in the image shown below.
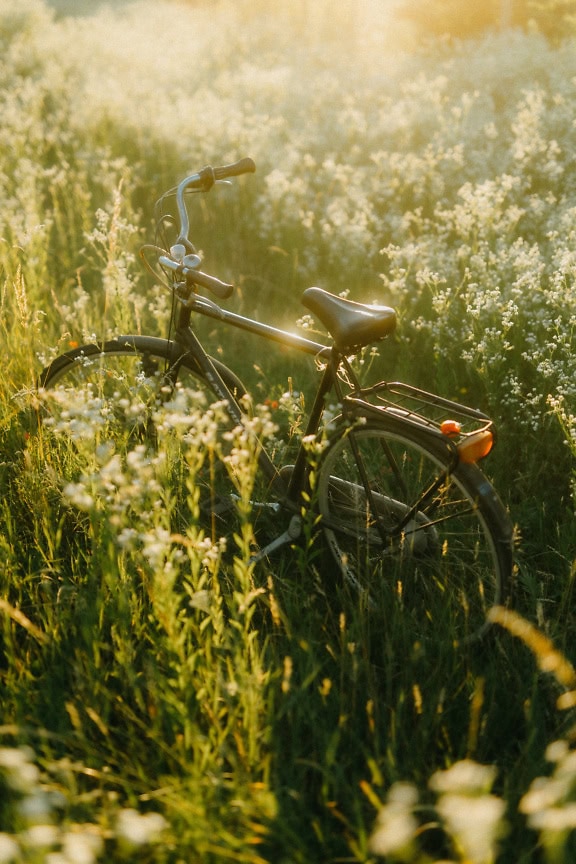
[175,157,256,249]
[154,157,255,300]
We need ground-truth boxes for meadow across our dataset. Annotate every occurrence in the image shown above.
[2,0,576,861]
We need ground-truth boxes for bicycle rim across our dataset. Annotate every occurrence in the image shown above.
[317,421,512,644]
[39,340,247,538]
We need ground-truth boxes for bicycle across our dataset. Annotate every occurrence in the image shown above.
[39,157,513,644]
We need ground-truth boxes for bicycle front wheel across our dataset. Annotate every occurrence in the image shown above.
[317,419,512,644]
[38,337,248,536]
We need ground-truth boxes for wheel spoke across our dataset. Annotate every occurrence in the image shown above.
[317,422,509,643]
[40,343,243,539]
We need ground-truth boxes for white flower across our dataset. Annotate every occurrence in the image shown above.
[61,830,104,864]
[0,746,35,771]
[63,482,95,512]
[368,782,418,858]
[0,747,40,792]
[141,527,172,570]
[226,680,239,697]
[437,793,506,864]
[117,527,139,549]
[116,809,167,846]
[527,803,576,833]
[45,854,67,864]
[22,824,59,848]
[429,759,497,796]
[18,792,54,823]
[0,835,19,864]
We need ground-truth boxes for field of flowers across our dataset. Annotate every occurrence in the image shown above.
[2,0,576,861]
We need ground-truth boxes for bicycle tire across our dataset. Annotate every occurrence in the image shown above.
[38,337,249,537]
[316,416,513,644]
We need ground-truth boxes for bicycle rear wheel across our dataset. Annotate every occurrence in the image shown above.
[38,337,248,536]
[317,418,512,644]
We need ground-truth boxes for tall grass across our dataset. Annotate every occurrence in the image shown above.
[2,0,576,861]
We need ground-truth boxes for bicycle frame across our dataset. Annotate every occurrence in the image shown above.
[164,289,342,506]
[137,284,470,510]
[150,166,475,506]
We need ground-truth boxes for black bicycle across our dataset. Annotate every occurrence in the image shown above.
[39,158,513,643]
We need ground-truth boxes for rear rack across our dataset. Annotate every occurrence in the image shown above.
[349,380,494,442]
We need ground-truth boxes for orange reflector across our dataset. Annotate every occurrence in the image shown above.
[457,430,494,463]
[441,419,462,438]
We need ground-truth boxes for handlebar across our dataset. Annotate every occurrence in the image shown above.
[158,255,234,300]
[175,157,256,250]
[152,156,255,300]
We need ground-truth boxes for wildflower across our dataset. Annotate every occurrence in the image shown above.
[369,782,419,859]
[116,809,167,847]
[22,824,59,849]
[429,759,497,796]
[520,776,572,819]
[60,829,103,864]
[0,835,19,864]
[18,792,54,823]
[225,680,239,697]
[195,536,225,568]
[117,527,139,549]
[520,738,576,842]
[436,792,506,864]
[0,746,40,792]
[546,740,570,764]
[63,482,95,512]
[430,761,506,864]
[141,527,172,570]
[526,803,576,833]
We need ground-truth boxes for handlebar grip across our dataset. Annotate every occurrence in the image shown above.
[187,268,234,300]
[213,157,256,181]
[159,255,234,299]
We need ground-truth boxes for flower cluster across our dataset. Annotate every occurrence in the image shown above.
[0,745,166,863]
[520,739,576,841]
[369,759,507,863]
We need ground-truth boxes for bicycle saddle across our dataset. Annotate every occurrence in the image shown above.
[302,286,396,352]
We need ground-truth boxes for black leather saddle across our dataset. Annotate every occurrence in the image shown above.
[302,286,396,352]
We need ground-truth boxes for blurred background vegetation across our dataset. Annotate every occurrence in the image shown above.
[2,0,576,861]
[397,0,576,42]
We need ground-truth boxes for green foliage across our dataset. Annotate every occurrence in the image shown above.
[1,0,576,861]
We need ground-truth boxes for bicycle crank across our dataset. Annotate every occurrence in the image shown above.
[249,515,302,564]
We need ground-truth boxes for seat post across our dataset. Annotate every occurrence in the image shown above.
[286,352,338,502]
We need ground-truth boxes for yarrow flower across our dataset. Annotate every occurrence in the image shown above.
[430,761,506,864]
[0,835,19,864]
[369,761,507,863]
[368,783,419,858]
[520,740,576,838]
[116,809,167,847]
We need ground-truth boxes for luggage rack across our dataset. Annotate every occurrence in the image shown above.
[356,380,494,441]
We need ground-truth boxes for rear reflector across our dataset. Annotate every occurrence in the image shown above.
[457,430,494,463]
